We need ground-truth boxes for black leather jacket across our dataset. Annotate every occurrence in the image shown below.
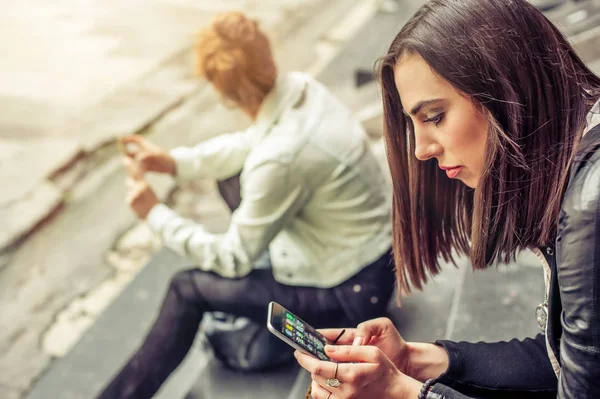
[427,125,600,399]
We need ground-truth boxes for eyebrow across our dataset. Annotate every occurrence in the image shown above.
[406,98,444,116]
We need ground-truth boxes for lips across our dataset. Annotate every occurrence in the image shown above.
[440,166,463,179]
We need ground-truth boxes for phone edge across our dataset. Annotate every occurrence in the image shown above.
[266,301,315,357]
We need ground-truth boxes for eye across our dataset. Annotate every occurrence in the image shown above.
[424,113,444,127]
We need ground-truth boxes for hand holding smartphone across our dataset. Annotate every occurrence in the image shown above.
[117,136,141,158]
[116,135,176,176]
[267,302,341,362]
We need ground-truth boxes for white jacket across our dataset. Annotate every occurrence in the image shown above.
[147,72,392,288]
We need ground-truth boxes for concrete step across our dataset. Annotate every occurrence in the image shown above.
[589,58,600,75]
[571,25,600,64]
[26,249,187,399]
[529,0,568,12]
[547,0,600,36]
[185,361,300,399]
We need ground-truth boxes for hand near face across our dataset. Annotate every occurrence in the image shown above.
[294,344,421,399]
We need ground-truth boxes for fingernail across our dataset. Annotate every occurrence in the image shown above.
[325,345,336,353]
[353,337,364,346]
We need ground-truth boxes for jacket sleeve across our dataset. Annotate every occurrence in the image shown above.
[146,160,310,278]
[169,131,251,181]
[434,335,557,398]
[555,154,600,398]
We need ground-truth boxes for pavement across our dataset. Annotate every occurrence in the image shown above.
[0,0,334,252]
[0,0,377,397]
[3,0,600,398]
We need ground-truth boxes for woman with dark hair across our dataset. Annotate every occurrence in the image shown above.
[295,0,600,398]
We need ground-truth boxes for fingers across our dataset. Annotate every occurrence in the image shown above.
[125,177,157,219]
[294,351,345,398]
[295,347,381,377]
[296,349,382,399]
[325,344,383,364]
[294,351,337,376]
[120,135,148,159]
[133,152,155,172]
[122,135,162,154]
[310,366,343,393]
[319,318,398,347]
[310,381,335,399]
[121,135,143,144]
[318,329,357,345]
[134,152,152,163]
[126,177,137,190]
[310,363,373,396]
[125,177,147,197]
[123,156,144,180]
[354,317,396,346]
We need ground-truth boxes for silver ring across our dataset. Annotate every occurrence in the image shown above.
[326,378,340,388]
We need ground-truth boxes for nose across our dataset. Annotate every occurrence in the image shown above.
[414,130,442,161]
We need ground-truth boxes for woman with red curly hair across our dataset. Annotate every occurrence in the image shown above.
[99,12,395,398]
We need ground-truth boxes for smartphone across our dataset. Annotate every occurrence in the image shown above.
[116,136,140,157]
[267,301,332,361]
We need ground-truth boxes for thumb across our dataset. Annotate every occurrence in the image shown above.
[354,317,395,346]
[134,152,153,164]
[126,177,146,191]
[123,156,144,180]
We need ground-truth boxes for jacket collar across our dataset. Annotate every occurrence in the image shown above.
[247,72,308,147]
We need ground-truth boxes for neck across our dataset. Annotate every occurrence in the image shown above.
[245,76,277,120]
[244,103,261,120]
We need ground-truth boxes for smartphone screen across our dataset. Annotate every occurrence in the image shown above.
[267,302,331,361]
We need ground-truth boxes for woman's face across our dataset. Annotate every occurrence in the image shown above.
[393,53,489,188]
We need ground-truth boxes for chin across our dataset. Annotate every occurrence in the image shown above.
[461,178,478,189]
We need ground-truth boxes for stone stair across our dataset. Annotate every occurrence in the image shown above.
[23,1,600,399]
[547,0,600,73]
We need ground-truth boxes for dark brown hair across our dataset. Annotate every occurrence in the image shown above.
[378,0,600,293]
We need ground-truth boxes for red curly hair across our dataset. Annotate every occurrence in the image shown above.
[196,12,277,117]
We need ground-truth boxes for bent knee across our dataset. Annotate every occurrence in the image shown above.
[168,269,199,299]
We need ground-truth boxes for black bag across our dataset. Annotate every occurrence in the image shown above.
[201,312,295,372]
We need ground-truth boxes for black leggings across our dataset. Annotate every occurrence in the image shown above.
[97,255,394,399]
[97,176,395,399]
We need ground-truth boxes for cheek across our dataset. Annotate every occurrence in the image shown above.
[462,119,488,178]
[469,117,489,162]
[464,120,487,153]
[443,116,488,168]
[442,118,482,154]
